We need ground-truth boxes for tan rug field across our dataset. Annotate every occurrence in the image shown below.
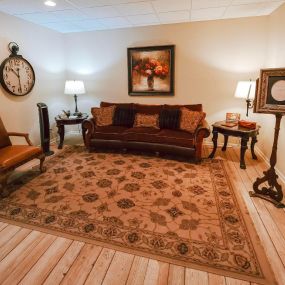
[0,146,276,284]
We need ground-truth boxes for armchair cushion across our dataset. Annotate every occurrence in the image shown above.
[0,145,42,171]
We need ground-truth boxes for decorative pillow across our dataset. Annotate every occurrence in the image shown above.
[91,106,115,127]
[134,113,159,128]
[159,109,181,129]
[113,106,136,127]
[179,107,206,133]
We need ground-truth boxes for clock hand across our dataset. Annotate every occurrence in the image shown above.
[10,68,19,77]
[17,68,22,93]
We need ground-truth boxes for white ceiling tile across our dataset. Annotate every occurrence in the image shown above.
[67,0,105,8]
[192,0,231,10]
[152,0,191,13]
[159,11,190,24]
[115,2,154,16]
[232,0,271,5]
[257,1,284,15]
[42,21,83,33]
[191,7,226,21]
[72,19,106,29]
[224,3,263,18]
[82,5,120,18]
[127,13,159,24]
[99,16,132,28]
[16,12,60,24]
[49,9,88,21]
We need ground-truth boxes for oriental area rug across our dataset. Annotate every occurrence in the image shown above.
[0,146,276,284]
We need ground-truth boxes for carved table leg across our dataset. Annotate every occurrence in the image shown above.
[222,135,229,151]
[251,136,258,160]
[240,136,249,169]
[209,128,218,159]
[39,155,46,173]
[57,124,65,149]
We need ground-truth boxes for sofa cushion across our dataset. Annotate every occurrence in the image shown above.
[0,145,42,171]
[133,104,162,115]
[113,106,136,127]
[134,113,159,129]
[179,107,206,133]
[156,129,195,148]
[91,106,115,127]
[123,127,161,143]
[159,109,181,130]
[93,126,129,140]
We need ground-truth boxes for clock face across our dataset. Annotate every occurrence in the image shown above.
[0,56,35,96]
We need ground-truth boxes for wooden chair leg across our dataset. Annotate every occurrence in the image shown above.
[0,173,10,198]
[39,155,46,173]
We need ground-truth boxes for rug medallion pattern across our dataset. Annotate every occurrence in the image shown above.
[0,146,273,283]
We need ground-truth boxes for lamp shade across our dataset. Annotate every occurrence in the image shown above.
[64,80,85,95]
[234,81,256,99]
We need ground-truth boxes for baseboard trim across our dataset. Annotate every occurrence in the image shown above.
[254,146,285,184]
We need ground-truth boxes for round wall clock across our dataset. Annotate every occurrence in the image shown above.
[0,42,35,96]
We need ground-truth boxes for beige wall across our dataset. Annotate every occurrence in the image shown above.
[64,17,269,155]
[0,12,66,144]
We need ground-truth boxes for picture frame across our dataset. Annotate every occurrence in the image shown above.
[127,45,175,96]
[226,112,240,123]
[254,68,285,114]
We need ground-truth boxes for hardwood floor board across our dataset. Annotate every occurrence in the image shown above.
[19,237,72,285]
[0,224,21,248]
[2,234,56,285]
[85,248,116,285]
[0,227,31,261]
[208,273,226,285]
[60,243,102,285]
[43,240,84,285]
[223,148,285,285]
[167,264,185,285]
[0,231,44,283]
[102,251,134,285]
[185,268,208,285]
[126,256,149,285]
[0,222,8,231]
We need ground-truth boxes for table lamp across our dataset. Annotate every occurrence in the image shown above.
[234,80,256,117]
[64,80,85,115]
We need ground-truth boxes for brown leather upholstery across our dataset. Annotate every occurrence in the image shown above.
[156,129,195,148]
[133,104,162,115]
[123,127,161,143]
[0,145,42,171]
[93,126,129,140]
[0,117,11,148]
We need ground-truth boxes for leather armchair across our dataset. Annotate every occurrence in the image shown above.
[0,117,45,197]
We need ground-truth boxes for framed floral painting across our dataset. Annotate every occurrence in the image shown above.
[127,45,175,96]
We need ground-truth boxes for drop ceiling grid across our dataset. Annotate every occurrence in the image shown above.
[0,0,283,33]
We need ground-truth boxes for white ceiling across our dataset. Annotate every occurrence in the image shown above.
[0,0,284,33]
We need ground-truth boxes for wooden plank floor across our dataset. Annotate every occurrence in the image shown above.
[0,145,285,285]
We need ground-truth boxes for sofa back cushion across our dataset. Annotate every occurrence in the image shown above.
[164,104,203,112]
[100,102,133,109]
[179,107,206,133]
[0,117,12,149]
[133,104,162,115]
[113,106,136,127]
[91,106,115,127]
[159,109,181,130]
[134,113,159,129]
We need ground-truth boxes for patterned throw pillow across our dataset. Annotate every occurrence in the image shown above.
[134,113,159,128]
[180,107,206,133]
[91,106,115,127]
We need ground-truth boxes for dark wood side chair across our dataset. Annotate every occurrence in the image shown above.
[0,116,45,197]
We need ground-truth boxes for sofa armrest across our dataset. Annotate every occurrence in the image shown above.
[195,120,211,139]
[82,118,96,148]
[7,132,33,146]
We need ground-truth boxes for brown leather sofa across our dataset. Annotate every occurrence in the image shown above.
[82,102,210,162]
[0,117,45,197]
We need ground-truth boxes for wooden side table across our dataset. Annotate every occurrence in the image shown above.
[55,114,88,149]
[208,121,260,169]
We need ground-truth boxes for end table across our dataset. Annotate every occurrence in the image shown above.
[208,121,260,169]
[55,114,88,149]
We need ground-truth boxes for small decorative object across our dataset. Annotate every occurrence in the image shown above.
[0,42,35,96]
[128,45,175,96]
[251,68,285,208]
[221,122,238,128]
[61,110,71,118]
[226,112,240,123]
[64,80,85,115]
[238,120,257,129]
[235,80,256,116]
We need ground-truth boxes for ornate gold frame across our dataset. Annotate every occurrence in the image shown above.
[254,68,285,114]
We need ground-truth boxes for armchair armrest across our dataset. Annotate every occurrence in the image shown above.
[82,118,96,148]
[195,120,210,139]
[7,132,33,146]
